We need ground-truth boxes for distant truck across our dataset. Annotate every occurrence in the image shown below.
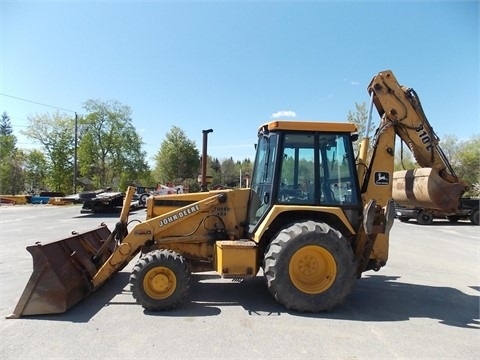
[395,197,479,225]
[80,190,125,213]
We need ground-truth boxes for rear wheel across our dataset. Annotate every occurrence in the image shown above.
[91,202,101,213]
[130,249,190,311]
[470,209,479,225]
[264,221,356,312]
[416,211,433,225]
[139,193,149,206]
[447,215,460,223]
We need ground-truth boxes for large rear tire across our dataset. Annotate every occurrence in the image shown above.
[264,221,356,312]
[130,249,190,311]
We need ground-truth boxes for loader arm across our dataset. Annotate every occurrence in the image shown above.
[8,187,228,318]
[91,192,228,288]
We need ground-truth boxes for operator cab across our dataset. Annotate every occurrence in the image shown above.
[246,121,362,235]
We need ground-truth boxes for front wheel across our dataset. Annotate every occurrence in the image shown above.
[264,221,356,312]
[416,211,433,225]
[130,249,190,311]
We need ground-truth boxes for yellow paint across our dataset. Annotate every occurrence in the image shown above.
[289,245,337,294]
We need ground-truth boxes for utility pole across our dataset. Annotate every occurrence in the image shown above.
[73,112,78,194]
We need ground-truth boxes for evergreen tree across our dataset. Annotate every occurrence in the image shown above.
[0,112,21,194]
[0,111,13,135]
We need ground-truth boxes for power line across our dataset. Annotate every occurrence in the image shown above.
[0,93,77,113]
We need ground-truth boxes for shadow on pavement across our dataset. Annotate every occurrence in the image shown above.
[399,219,477,227]
[325,274,479,329]
[17,272,479,329]
[70,207,146,219]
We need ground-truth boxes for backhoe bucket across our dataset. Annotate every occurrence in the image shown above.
[8,225,114,318]
[392,168,465,212]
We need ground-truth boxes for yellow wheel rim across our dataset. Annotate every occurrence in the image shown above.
[289,245,337,294]
[143,266,177,300]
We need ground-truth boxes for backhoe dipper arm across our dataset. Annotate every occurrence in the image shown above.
[367,70,467,211]
[368,70,460,182]
[91,192,227,288]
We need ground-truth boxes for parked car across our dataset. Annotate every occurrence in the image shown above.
[395,198,479,225]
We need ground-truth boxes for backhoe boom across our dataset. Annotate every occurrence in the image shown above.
[367,70,467,212]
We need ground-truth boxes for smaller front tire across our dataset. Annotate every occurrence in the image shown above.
[130,249,190,311]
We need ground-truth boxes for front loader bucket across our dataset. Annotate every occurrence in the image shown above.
[8,225,114,318]
[392,168,465,212]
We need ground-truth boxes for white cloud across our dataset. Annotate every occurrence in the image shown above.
[343,78,360,86]
[271,110,297,119]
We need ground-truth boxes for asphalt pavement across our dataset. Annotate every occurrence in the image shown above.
[0,204,478,359]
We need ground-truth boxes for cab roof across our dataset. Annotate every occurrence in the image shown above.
[259,120,358,133]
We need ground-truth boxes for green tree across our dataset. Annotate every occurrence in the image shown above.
[455,135,480,196]
[0,111,19,194]
[0,138,25,195]
[347,102,370,138]
[206,156,223,187]
[438,135,459,166]
[0,111,13,135]
[347,102,374,156]
[24,150,48,192]
[221,157,238,187]
[79,100,150,190]
[9,149,26,195]
[433,134,479,196]
[239,158,253,188]
[154,126,200,184]
[394,142,417,171]
[205,157,252,189]
[22,112,74,193]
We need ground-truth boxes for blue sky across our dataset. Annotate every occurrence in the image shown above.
[1,1,478,167]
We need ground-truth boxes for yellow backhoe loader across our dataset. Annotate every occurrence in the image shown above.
[8,70,466,318]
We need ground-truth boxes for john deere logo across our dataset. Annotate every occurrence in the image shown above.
[375,172,389,185]
[159,204,200,227]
